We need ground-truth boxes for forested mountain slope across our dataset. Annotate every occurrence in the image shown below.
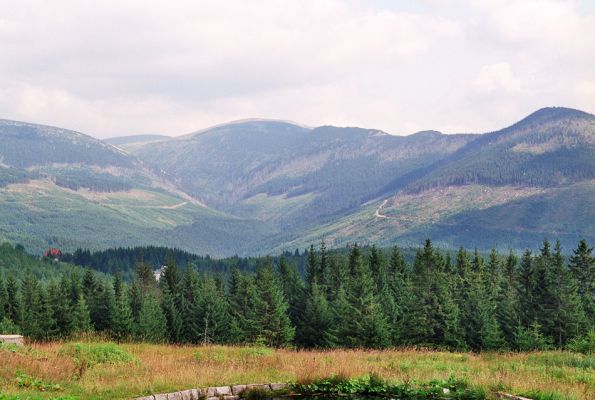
[0,120,272,255]
[133,120,476,229]
[0,108,593,255]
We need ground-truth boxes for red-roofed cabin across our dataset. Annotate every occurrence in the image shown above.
[44,248,62,260]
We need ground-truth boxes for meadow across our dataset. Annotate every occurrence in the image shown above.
[0,341,593,400]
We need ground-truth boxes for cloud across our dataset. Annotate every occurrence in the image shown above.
[0,0,593,137]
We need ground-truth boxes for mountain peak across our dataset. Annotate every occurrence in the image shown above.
[409,130,443,139]
[181,118,311,139]
[515,106,594,127]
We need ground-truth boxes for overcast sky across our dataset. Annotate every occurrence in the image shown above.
[0,0,594,138]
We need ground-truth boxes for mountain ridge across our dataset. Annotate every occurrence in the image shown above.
[0,106,593,255]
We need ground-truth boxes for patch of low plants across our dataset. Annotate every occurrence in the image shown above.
[292,374,486,399]
[0,342,22,354]
[527,352,595,370]
[0,394,77,400]
[59,342,135,378]
[15,371,62,392]
[565,330,595,355]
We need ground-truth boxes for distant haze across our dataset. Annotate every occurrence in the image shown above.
[0,0,594,138]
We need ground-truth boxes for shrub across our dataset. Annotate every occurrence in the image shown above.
[565,329,595,355]
[60,342,135,378]
[0,317,20,335]
[514,323,553,351]
[15,371,62,392]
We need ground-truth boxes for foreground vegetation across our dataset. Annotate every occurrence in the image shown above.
[0,341,593,400]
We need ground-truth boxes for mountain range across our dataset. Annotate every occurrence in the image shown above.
[0,107,593,256]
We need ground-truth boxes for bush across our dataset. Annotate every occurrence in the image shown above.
[60,342,135,377]
[0,317,20,335]
[565,329,595,355]
[514,323,553,351]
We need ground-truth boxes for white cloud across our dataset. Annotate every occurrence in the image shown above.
[0,0,593,137]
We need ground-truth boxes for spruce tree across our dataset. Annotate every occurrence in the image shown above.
[277,256,306,329]
[496,250,520,347]
[21,273,43,340]
[346,244,390,348]
[228,268,258,343]
[90,281,116,332]
[5,274,22,326]
[47,278,73,337]
[306,244,319,290]
[112,285,134,341]
[329,284,355,347]
[196,275,230,344]
[568,239,594,328]
[388,246,411,345]
[161,286,182,342]
[0,276,6,321]
[72,294,92,333]
[128,279,143,326]
[138,294,167,343]
[299,282,333,348]
[517,250,535,327]
[551,241,586,346]
[179,268,200,343]
[252,259,295,347]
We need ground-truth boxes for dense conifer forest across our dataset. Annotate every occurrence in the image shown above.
[0,239,593,352]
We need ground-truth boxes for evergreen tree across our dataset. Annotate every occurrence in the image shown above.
[161,286,182,343]
[319,241,329,289]
[72,294,92,333]
[5,274,22,326]
[0,276,6,321]
[20,273,43,340]
[113,268,123,300]
[228,268,258,343]
[196,275,230,344]
[47,278,73,337]
[299,282,333,348]
[551,241,586,346]
[252,259,295,347]
[346,244,390,348]
[388,246,411,344]
[128,279,143,326]
[90,281,116,332]
[518,250,535,327]
[179,268,200,343]
[305,244,319,289]
[533,239,557,342]
[496,250,520,346]
[568,239,594,327]
[38,287,58,340]
[277,256,306,329]
[329,284,355,347]
[137,294,167,343]
[112,285,134,341]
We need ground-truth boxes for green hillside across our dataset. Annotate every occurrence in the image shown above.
[0,108,593,255]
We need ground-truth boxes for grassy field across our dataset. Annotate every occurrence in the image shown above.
[0,341,593,400]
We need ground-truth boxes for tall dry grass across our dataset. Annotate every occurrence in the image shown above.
[0,342,593,399]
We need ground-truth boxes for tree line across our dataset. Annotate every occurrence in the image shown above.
[0,239,592,351]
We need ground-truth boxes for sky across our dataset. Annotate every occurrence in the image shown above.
[0,0,594,138]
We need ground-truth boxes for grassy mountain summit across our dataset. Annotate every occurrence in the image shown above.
[0,107,593,255]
